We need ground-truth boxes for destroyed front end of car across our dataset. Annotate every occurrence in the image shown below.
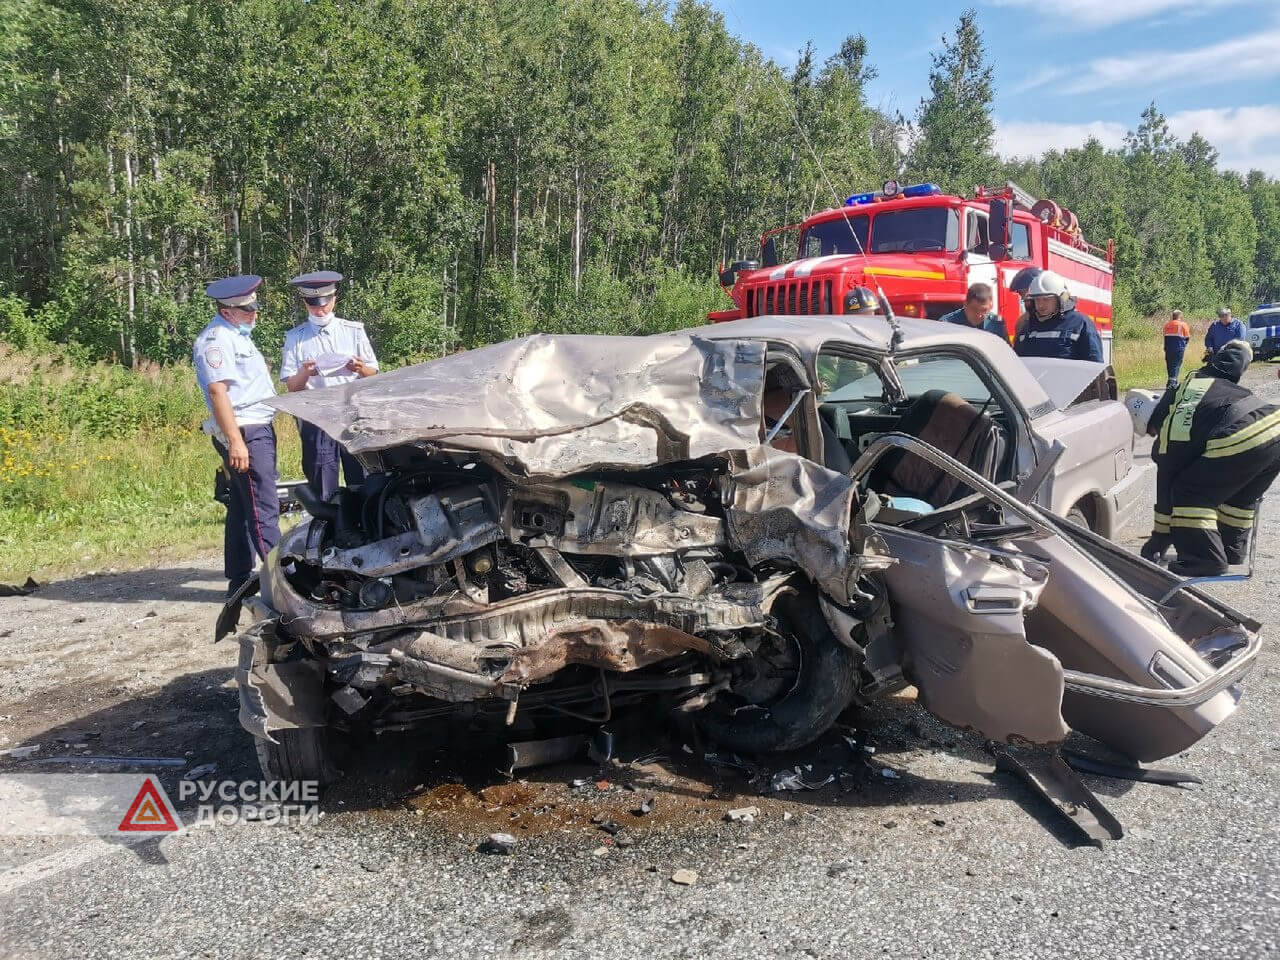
[218,331,1261,785]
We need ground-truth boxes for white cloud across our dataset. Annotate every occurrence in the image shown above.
[994,119,1127,158]
[1168,105,1280,176]
[989,0,1246,28]
[994,106,1280,176]
[1019,29,1280,95]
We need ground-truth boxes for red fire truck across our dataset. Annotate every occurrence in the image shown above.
[711,181,1116,363]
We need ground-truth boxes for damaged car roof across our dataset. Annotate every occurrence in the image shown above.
[270,315,1061,474]
[269,334,768,475]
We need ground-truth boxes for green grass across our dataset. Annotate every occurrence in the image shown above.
[0,417,303,583]
[1112,331,1170,391]
[0,344,302,582]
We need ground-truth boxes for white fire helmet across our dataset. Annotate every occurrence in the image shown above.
[1025,269,1075,312]
[1125,389,1162,436]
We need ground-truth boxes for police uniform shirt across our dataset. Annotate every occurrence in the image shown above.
[280,316,379,389]
[1014,309,1104,362]
[193,315,277,428]
[939,306,1006,337]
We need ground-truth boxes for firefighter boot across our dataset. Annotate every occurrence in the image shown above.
[1140,532,1173,564]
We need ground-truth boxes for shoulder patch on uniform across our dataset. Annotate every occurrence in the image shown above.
[204,345,225,369]
[340,318,364,329]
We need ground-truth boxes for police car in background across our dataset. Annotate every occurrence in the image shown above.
[1246,303,1280,361]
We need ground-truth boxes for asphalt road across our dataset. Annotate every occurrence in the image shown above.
[1,364,1279,960]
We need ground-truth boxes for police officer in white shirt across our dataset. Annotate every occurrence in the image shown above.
[193,275,280,596]
[281,271,379,501]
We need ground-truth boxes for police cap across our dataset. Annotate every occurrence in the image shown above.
[205,275,263,309]
[289,270,344,301]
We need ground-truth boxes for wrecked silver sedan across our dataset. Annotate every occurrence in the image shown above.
[219,316,1261,787]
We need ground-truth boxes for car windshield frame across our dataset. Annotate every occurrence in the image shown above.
[867,207,959,254]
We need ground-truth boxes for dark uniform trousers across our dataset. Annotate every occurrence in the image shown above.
[299,420,365,503]
[213,424,281,592]
[1152,377,1280,572]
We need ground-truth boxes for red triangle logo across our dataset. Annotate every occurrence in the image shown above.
[117,777,181,833]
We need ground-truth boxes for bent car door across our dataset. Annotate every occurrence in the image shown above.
[847,433,1258,762]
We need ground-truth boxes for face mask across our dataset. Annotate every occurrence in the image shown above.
[237,321,256,336]
[310,312,334,328]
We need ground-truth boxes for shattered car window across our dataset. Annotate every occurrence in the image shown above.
[892,355,991,404]
[816,355,880,402]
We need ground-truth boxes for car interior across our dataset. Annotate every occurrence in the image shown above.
[810,350,1014,524]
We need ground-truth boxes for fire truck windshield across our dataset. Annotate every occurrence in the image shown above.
[801,216,868,257]
[800,207,958,257]
[867,208,958,253]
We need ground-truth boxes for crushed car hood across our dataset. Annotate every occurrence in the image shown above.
[270,334,766,477]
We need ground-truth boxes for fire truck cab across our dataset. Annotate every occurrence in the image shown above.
[713,181,1115,364]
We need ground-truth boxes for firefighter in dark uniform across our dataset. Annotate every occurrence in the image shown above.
[1140,340,1280,576]
[194,275,281,595]
[1012,269,1104,362]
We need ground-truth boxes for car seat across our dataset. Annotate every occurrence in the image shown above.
[869,390,1004,506]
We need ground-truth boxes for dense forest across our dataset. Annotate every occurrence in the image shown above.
[1,0,1278,368]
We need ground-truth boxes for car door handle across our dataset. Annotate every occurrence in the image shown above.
[963,585,1030,614]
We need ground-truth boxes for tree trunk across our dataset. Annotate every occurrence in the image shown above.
[572,162,583,294]
[231,202,243,275]
[123,145,138,368]
[511,141,520,277]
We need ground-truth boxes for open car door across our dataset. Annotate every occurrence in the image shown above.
[848,434,1260,762]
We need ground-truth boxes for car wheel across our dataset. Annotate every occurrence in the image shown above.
[698,583,859,753]
[254,728,340,785]
[1065,504,1092,531]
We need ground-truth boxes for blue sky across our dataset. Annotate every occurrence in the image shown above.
[707,0,1280,176]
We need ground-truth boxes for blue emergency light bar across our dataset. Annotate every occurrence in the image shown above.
[903,183,941,197]
[846,183,942,205]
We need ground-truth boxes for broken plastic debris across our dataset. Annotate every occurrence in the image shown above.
[631,798,654,816]
[182,762,218,780]
[880,768,901,780]
[671,869,698,885]
[598,820,622,836]
[770,767,835,792]
[0,744,40,760]
[478,833,517,855]
[725,806,760,823]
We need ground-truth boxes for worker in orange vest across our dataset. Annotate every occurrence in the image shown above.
[1163,309,1191,390]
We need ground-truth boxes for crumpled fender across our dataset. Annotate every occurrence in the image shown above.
[235,623,327,741]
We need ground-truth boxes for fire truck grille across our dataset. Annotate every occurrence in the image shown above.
[746,279,834,317]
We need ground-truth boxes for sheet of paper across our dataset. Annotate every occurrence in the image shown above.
[313,352,352,377]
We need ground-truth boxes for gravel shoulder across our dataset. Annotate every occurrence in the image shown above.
[1,368,1278,959]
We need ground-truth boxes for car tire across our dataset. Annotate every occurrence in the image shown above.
[1065,504,1092,531]
[698,585,859,754]
[254,728,339,785]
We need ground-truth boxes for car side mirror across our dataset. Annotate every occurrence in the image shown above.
[988,198,1012,262]
[720,259,759,288]
[761,237,779,268]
